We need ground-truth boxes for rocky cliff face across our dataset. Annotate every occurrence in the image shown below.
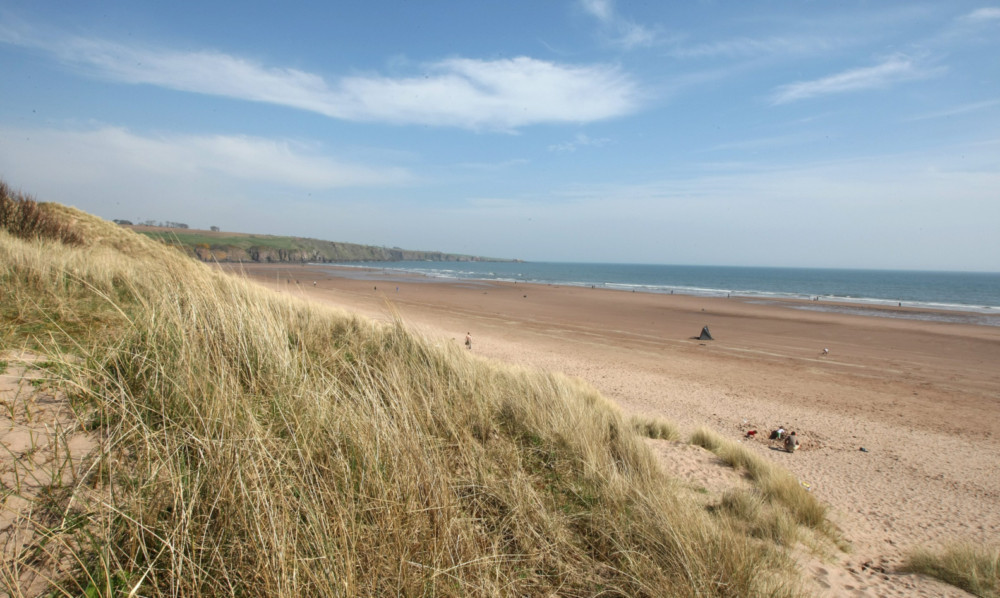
[135,225,507,263]
[189,243,493,263]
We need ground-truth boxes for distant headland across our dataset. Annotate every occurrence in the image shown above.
[122,223,518,264]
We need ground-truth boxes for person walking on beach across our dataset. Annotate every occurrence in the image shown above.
[465,332,472,350]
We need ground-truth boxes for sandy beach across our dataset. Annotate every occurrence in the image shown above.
[225,263,1000,597]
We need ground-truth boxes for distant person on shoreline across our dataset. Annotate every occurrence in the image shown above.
[465,332,472,350]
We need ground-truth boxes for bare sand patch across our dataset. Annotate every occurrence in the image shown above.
[1,352,98,597]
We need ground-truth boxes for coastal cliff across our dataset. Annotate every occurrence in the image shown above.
[129,225,514,264]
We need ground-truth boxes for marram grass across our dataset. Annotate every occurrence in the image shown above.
[629,413,682,441]
[2,190,816,596]
[690,427,833,536]
[904,543,1000,598]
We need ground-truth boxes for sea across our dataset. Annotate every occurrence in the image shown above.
[321,262,1000,327]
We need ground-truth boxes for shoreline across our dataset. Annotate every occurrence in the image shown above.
[310,261,1000,314]
[256,262,1000,324]
[223,261,1000,596]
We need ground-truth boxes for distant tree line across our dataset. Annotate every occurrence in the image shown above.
[113,219,194,229]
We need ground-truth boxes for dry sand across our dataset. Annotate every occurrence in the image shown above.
[227,263,1000,597]
[1,352,97,596]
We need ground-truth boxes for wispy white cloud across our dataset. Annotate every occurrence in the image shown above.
[770,54,940,104]
[580,0,614,22]
[548,133,611,152]
[961,7,1000,22]
[578,0,660,49]
[0,125,426,234]
[906,98,1000,121]
[669,35,840,60]
[922,5,1000,47]
[0,25,641,131]
[617,24,659,50]
[336,57,639,130]
[0,126,413,188]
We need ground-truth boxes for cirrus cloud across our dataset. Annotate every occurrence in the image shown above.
[962,7,1000,22]
[579,0,660,49]
[0,125,414,189]
[770,54,941,104]
[0,24,643,131]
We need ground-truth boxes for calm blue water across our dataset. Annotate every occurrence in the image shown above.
[323,262,1000,326]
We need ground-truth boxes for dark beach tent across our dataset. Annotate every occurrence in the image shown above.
[698,326,713,341]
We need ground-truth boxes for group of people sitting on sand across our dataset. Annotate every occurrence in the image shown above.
[746,427,801,452]
[772,427,800,452]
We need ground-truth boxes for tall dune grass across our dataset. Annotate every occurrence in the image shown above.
[2,196,812,596]
[904,543,1000,598]
[629,413,682,441]
[715,489,799,546]
[690,427,832,536]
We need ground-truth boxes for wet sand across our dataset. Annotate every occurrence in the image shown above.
[225,263,1000,597]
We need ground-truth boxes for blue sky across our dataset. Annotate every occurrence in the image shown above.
[1,1,998,271]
